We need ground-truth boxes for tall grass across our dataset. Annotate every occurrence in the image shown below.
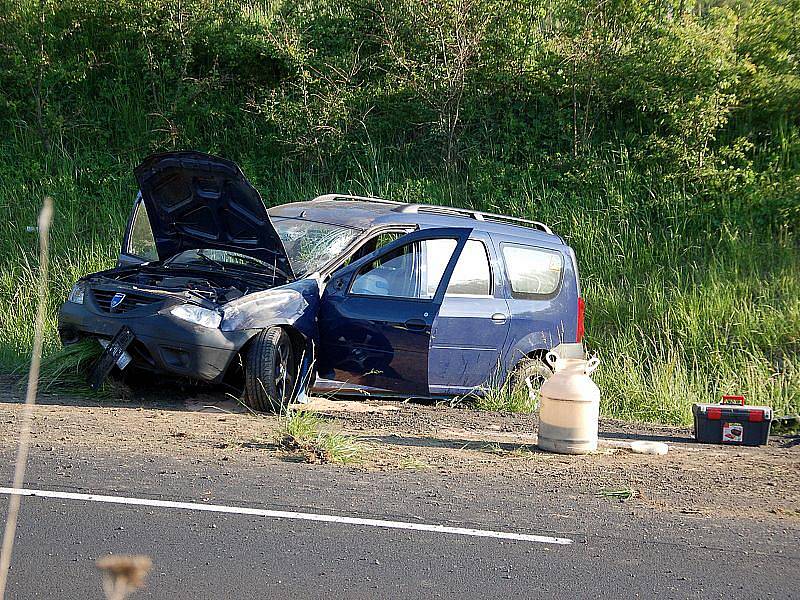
[0,153,129,364]
[1,130,797,424]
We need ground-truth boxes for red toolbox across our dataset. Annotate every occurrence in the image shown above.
[692,396,772,446]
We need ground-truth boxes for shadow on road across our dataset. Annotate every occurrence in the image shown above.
[0,371,233,412]
[364,434,544,454]
[597,430,691,444]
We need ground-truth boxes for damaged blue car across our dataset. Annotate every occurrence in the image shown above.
[59,151,584,411]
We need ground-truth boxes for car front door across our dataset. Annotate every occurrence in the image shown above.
[118,195,158,267]
[317,227,472,396]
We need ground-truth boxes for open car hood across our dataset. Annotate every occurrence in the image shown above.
[134,151,294,279]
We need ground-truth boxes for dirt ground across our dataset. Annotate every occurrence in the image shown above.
[0,375,797,522]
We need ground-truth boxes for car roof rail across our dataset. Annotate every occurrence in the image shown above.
[398,204,553,235]
[311,193,404,206]
[311,194,554,235]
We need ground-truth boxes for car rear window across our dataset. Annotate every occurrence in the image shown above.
[501,244,563,297]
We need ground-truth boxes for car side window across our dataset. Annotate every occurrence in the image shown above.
[350,237,458,300]
[501,244,563,297]
[127,201,158,261]
[446,240,491,296]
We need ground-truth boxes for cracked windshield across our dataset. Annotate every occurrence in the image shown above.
[273,218,361,275]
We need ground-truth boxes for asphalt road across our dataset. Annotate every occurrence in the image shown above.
[1,444,797,599]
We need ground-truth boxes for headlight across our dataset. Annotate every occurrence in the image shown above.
[68,282,85,304]
[170,304,222,328]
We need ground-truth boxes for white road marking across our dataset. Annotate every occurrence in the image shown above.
[0,487,572,545]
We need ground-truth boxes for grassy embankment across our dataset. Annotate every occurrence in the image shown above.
[2,139,797,424]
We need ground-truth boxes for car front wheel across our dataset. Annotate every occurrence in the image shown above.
[244,327,297,412]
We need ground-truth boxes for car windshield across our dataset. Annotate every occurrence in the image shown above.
[166,249,270,270]
[273,218,361,275]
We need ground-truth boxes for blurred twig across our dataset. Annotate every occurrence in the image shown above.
[96,555,152,600]
[0,197,53,598]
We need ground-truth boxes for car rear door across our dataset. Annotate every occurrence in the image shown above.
[317,227,472,397]
[494,236,578,370]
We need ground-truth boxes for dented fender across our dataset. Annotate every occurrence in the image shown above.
[220,278,320,344]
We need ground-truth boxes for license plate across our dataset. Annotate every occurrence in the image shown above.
[88,327,135,390]
[99,339,132,370]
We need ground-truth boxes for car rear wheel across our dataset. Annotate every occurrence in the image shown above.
[509,357,552,399]
[244,327,297,412]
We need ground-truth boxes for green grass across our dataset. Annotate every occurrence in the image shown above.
[277,409,364,464]
[597,486,638,501]
[31,338,132,399]
[0,155,128,365]
[37,338,103,392]
[472,376,538,414]
[1,0,797,432]
[1,133,798,425]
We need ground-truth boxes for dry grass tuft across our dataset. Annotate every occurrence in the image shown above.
[96,554,152,600]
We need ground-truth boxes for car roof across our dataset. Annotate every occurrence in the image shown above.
[268,195,565,245]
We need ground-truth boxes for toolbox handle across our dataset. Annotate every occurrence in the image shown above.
[721,395,745,405]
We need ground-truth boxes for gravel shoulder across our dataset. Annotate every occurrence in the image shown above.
[0,376,797,523]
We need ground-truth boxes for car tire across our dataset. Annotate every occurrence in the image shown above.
[509,357,552,397]
[244,327,297,412]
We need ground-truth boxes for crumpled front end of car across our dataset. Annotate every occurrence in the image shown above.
[58,277,320,383]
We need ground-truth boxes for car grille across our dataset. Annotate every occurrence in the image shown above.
[91,289,162,313]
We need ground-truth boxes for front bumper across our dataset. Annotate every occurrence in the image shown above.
[58,301,255,382]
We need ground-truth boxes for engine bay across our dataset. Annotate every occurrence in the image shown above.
[98,266,277,305]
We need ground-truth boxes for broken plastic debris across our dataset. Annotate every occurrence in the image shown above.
[599,439,669,455]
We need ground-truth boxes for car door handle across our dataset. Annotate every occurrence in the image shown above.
[403,319,427,331]
[491,313,508,324]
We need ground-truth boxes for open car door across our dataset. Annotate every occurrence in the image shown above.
[118,195,158,267]
[317,227,472,397]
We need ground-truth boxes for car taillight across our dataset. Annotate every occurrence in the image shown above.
[576,297,585,343]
